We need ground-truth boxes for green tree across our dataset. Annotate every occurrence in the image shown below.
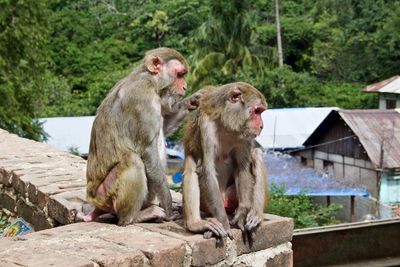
[188,1,268,89]
[0,0,50,140]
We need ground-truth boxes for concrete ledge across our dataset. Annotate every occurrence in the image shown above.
[0,129,87,229]
[0,215,293,267]
[0,128,294,266]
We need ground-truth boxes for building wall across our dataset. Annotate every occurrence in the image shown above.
[307,150,378,198]
[379,93,400,109]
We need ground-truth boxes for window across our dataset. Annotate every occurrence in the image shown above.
[386,99,397,109]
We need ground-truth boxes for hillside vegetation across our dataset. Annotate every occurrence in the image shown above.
[1,0,399,140]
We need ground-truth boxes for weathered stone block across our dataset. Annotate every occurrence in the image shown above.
[0,168,10,186]
[139,221,228,266]
[96,223,187,267]
[264,249,293,267]
[0,190,17,212]
[48,189,86,224]
[234,214,293,256]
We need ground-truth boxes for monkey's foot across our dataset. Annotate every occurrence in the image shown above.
[199,218,232,239]
[83,207,108,222]
[136,205,166,223]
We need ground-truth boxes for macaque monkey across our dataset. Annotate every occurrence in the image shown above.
[183,82,268,239]
[85,47,200,226]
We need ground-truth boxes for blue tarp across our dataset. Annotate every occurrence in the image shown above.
[266,153,370,197]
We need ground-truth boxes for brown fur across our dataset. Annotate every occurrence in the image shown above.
[86,48,197,225]
[183,82,268,238]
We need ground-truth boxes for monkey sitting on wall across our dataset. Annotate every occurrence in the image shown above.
[84,48,200,226]
[183,82,268,239]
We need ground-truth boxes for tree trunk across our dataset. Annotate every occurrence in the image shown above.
[275,0,283,67]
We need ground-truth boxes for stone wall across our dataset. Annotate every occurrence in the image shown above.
[0,129,87,230]
[0,128,293,266]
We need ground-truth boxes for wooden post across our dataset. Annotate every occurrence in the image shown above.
[350,195,355,222]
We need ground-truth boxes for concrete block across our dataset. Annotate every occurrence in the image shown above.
[343,165,361,186]
[314,159,324,172]
[365,160,375,170]
[328,153,343,163]
[344,156,355,165]
[314,151,328,160]
[333,162,344,179]
[355,159,366,168]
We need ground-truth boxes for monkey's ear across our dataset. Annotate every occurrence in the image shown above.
[229,89,243,103]
[146,55,163,74]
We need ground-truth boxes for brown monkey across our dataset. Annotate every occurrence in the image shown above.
[84,47,199,226]
[183,82,268,238]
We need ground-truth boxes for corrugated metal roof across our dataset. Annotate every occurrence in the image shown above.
[362,75,400,94]
[256,107,336,149]
[339,110,400,169]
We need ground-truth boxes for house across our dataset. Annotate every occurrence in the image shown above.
[256,107,335,150]
[362,75,400,109]
[294,109,400,218]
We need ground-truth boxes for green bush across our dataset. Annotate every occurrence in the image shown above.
[266,183,342,229]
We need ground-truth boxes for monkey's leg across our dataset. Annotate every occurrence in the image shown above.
[82,208,108,222]
[114,152,165,226]
[142,141,173,218]
[183,156,231,239]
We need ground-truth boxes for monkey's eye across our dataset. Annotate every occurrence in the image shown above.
[254,107,265,115]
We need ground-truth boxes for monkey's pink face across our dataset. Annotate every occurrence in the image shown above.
[247,103,266,137]
[167,60,187,96]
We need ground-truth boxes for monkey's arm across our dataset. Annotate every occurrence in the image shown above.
[163,92,202,135]
[230,145,263,232]
[183,155,229,238]
[198,116,231,231]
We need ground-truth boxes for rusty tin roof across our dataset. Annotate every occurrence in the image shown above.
[339,110,400,169]
[362,75,400,94]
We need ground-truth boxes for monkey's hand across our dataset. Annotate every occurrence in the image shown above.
[230,207,262,233]
[184,90,203,111]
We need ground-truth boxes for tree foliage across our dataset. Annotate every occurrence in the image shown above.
[1,0,398,139]
[0,0,50,140]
